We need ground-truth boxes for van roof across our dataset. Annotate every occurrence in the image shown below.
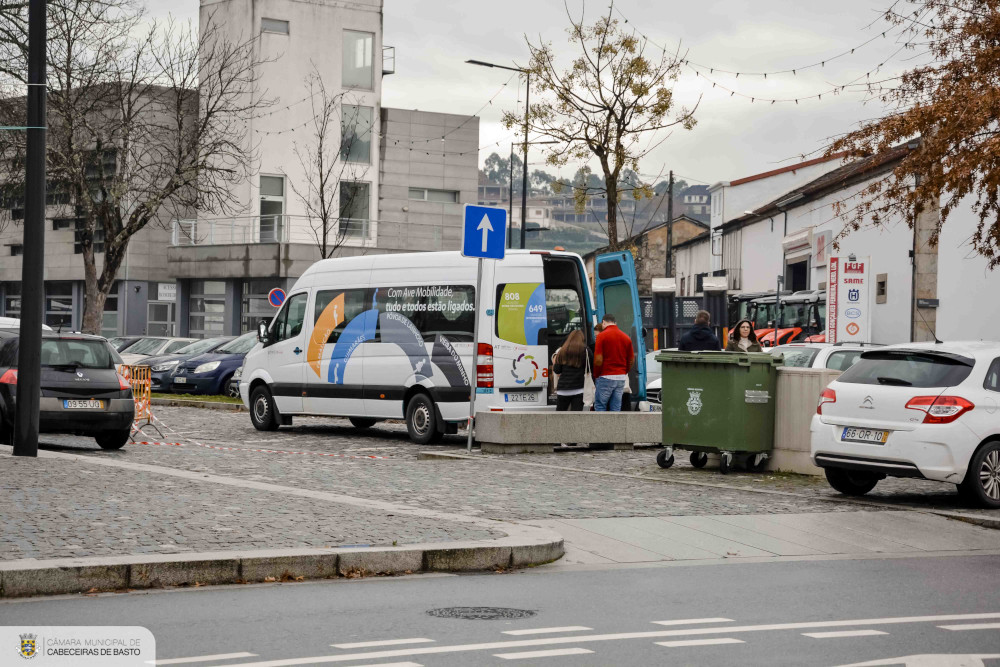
[298,249,582,279]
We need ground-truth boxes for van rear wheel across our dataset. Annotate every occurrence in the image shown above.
[405,393,440,445]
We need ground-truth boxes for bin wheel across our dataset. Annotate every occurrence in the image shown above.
[746,453,768,472]
[719,452,732,475]
[656,449,675,469]
[690,452,708,469]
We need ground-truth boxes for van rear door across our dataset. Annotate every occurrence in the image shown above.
[593,251,647,401]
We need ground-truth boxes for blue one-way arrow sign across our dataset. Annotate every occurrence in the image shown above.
[461,204,507,260]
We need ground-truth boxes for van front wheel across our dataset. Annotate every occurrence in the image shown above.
[405,393,440,445]
[250,385,279,431]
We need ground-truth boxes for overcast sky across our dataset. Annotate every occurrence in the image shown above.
[148,0,912,187]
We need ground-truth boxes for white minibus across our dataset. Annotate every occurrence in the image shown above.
[239,249,647,443]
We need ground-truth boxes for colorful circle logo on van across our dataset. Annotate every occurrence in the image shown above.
[511,353,539,386]
[845,307,861,319]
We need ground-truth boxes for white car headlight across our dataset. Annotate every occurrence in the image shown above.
[152,360,179,372]
[194,361,221,374]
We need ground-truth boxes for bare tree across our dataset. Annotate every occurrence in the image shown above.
[504,2,697,250]
[0,0,272,332]
[286,68,372,259]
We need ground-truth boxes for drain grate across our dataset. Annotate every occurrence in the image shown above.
[427,607,537,621]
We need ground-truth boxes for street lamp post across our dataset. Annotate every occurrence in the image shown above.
[466,59,530,249]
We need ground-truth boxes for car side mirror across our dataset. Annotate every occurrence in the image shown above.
[257,321,270,346]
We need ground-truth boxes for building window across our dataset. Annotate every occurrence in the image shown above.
[408,188,459,203]
[242,279,279,334]
[52,217,74,230]
[876,273,888,305]
[73,220,105,254]
[3,282,21,317]
[340,182,370,238]
[340,105,373,163]
[259,175,284,242]
[189,280,226,337]
[261,18,289,34]
[9,245,22,256]
[45,282,73,329]
[102,287,119,338]
[343,30,374,89]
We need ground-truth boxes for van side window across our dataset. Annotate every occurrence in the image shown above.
[314,289,369,344]
[273,293,308,342]
[986,357,1000,393]
[376,285,475,342]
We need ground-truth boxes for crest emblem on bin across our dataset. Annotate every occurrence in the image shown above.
[19,633,37,659]
[686,388,703,416]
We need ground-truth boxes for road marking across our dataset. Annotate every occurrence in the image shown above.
[656,638,744,648]
[652,617,734,627]
[938,623,1000,631]
[218,613,1000,666]
[502,627,592,636]
[494,648,593,660]
[150,653,258,665]
[342,663,422,667]
[332,639,434,649]
[803,630,888,639]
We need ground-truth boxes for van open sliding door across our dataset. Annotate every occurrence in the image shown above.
[593,251,647,403]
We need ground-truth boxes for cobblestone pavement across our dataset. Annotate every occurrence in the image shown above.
[0,448,500,561]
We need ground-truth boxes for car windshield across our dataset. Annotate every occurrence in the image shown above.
[218,332,258,355]
[40,339,114,369]
[175,338,225,355]
[772,347,819,368]
[837,350,975,388]
[124,337,167,355]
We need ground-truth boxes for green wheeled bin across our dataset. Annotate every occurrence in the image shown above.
[654,351,782,474]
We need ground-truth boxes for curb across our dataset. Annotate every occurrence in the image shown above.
[0,535,564,599]
[927,510,1000,531]
[151,398,247,412]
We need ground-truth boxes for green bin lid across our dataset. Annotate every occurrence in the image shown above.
[654,351,782,367]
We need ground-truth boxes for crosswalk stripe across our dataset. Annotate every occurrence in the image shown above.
[656,638,744,648]
[332,639,434,649]
[938,623,1000,631]
[802,630,887,639]
[502,627,592,636]
[494,648,593,660]
[150,653,258,665]
[652,618,734,627]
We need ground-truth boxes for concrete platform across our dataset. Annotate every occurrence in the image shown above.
[526,511,1000,568]
[476,411,661,454]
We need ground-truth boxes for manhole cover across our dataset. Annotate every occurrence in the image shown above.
[427,607,537,621]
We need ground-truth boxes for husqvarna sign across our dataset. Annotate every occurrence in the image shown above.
[827,256,871,343]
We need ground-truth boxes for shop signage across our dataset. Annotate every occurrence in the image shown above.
[157,283,176,302]
[827,256,871,343]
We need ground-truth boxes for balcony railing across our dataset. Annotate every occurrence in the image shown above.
[171,216,373,247]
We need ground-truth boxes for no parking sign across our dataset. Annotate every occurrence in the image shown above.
[268,288,286,308]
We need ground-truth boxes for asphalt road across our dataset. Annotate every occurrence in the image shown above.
[2,555,998,666]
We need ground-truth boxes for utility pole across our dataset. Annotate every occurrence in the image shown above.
[507,143,514,249]
[519,71,530,250]
[14,0,47,457]
[665,170,674,278]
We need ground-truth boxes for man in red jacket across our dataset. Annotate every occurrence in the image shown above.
[593,313,634,412]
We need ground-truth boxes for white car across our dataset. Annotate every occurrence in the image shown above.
[767,342,874,372]
[811,341,1000,508]
[119,337,197,365]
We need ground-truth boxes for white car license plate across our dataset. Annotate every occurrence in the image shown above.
[174,377,187,384]
[841,427,889,444]
[504,392,535,403]
[63,399,103,409]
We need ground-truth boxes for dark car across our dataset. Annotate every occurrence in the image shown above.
[108,336,143,352]
[170,332,258,395]
[138,336,234,392]
[0,330,134,449]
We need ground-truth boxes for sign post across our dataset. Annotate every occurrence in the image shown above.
[461,204,507,452]
[827,255,871,344]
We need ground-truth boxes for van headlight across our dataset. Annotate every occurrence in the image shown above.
[194,361,221,374]
[152,360,179,372]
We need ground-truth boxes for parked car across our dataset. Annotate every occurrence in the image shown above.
[811,341,1000,508]
[138,337,235,392]
[0,317,53,331]
[767,342,875,372]
[107,336,143,352]
[0,330,134,449]
[119,337,197,365]
[228,366,243,398]
[171,332,258,395]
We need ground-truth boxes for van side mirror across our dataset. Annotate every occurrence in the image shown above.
[257,321,270,345]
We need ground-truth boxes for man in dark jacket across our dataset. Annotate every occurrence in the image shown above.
[679,310,721,351]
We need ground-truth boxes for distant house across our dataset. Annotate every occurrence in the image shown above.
[680,185,711,221]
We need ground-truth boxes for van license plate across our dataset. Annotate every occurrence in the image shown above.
[841,427,889,444]
[505,392,535,403]
[63,399,103,409]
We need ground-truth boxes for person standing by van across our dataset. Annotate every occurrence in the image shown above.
[593,314,634,412]
[552,330,593,411]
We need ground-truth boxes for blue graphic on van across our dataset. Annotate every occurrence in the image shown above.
[328,308,377,384]
[379,311,431,380]
[524,284,547,345]
[845,308,861,319]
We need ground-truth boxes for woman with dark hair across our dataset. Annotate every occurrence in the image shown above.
[726,319,763,352]
[552,329,593,411]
